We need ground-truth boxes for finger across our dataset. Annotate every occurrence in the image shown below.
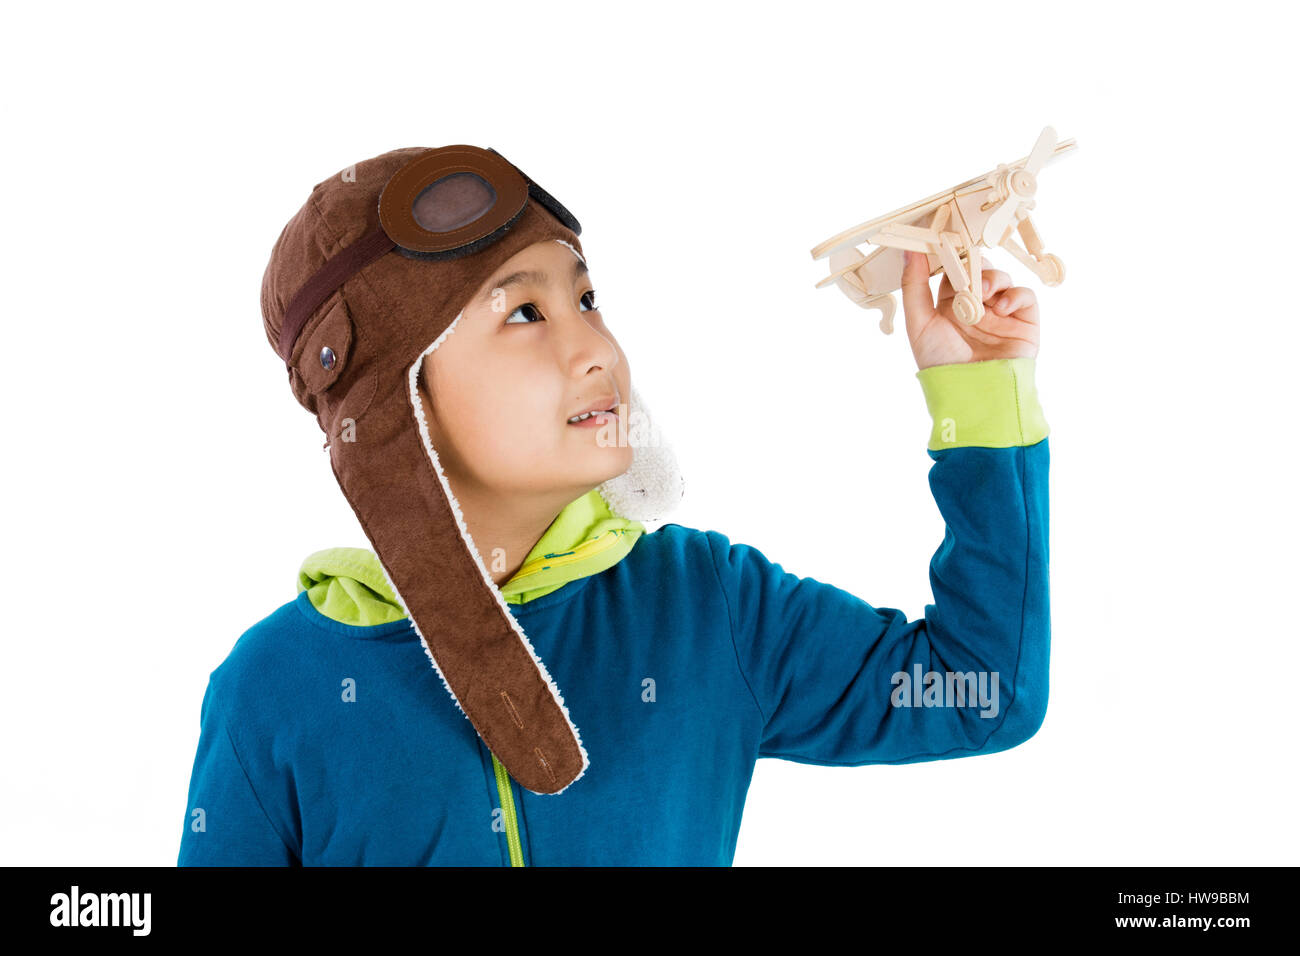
[980,269,1014,301]
[990,286,1039,322]
[940,267,1012,303]
[964,306,1039,341]
[953,311,1041,353]
[899,250,935,329]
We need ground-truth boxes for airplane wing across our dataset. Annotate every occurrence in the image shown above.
[810,138,1077,260]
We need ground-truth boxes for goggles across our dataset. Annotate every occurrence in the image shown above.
[279,144,582,361]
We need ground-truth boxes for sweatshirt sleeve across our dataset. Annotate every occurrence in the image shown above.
[177,677,299,866]
[706,357,1050,765]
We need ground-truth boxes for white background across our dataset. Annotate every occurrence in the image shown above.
[2,0,1296,866]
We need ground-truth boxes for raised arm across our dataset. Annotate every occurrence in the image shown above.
[708,356,1050,765]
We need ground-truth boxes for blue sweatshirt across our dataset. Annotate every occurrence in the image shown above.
[178,357,1050,866]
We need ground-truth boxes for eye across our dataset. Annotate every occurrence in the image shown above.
[504,302,545,325]
[503,290,600,325]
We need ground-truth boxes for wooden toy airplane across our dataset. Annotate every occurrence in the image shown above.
[810,126,1077,334]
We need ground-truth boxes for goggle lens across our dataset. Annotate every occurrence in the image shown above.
[411,171,499,233]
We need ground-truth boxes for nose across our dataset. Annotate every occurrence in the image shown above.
[556,304,620,381]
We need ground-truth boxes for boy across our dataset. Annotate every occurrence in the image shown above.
[178,144,1049,866]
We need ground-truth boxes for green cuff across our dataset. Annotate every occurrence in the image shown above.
[915,357,1049,450]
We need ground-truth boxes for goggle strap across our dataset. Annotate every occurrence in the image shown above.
[281,226,395,362]
[487,147,582,236]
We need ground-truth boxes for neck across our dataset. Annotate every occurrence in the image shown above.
[448,478,578,587]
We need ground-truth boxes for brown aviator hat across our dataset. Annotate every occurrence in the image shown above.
[259,145,682,795]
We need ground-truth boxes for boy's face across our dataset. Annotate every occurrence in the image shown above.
[416,239,635,505]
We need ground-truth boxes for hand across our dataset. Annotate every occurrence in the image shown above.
[900,250,1040,370]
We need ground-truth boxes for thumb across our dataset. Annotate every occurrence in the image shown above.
[899,250,935,332]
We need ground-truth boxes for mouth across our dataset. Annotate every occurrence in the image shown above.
[566,395,619,427]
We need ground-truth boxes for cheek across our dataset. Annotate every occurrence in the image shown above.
[430,335,569,463]
[468,360,559,452]
[425,354,486,457]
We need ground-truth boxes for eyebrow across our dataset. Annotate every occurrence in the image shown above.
[477,255,589,304]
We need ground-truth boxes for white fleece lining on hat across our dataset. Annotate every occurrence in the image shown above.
[382,252,594,796]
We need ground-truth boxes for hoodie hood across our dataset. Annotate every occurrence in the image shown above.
[298,487,645,625]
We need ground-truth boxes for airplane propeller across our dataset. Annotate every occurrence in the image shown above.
[980,126,1057,248]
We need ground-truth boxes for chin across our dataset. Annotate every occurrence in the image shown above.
[576,443,635,488]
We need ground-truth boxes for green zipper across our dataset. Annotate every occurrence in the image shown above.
[507,529,626,582]
[491,752,525,866]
